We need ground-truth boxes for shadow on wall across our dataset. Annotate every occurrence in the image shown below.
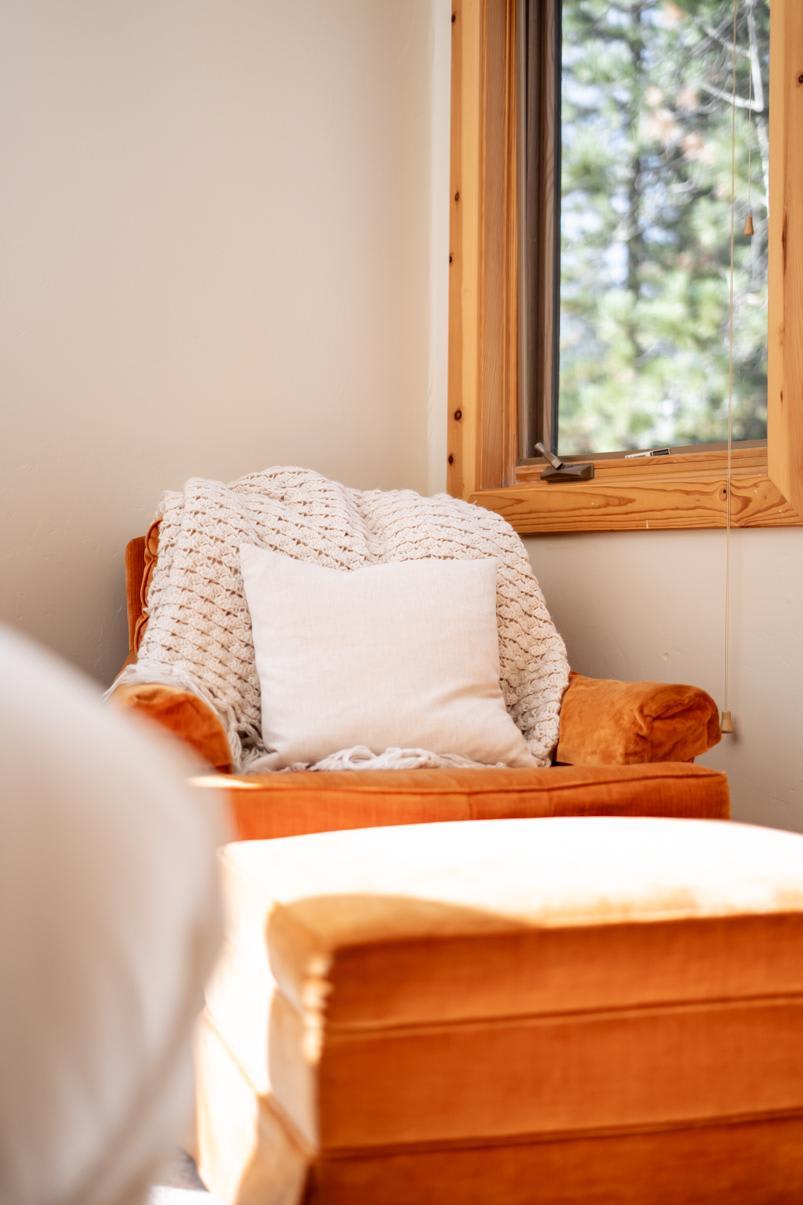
[525,527,803,832]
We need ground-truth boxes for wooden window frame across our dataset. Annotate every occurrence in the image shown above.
[447,0,803,532]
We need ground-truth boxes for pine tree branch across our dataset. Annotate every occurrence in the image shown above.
[698,80,762,111]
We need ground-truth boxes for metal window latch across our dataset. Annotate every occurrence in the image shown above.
[534,442,595,482]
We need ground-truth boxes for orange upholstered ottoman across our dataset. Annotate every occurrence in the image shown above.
[197,817,803,1204]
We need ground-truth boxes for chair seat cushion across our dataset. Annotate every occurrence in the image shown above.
[198,817,803,1204]
[196,761,730,841]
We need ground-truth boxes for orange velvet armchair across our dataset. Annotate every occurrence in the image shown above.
[111,526,728,839]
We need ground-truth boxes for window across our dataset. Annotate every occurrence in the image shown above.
[553,0,769,457]
[447,0,803,531]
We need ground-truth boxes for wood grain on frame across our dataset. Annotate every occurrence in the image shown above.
[447,0,517,497]
[447,1,466,498]
[476,0,518,490]
[448,0,803,532]
[767,0,803,518]
[477,447,799,533]
[447,0,482,499]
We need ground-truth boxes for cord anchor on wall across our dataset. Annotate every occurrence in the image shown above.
[534,442,595,483]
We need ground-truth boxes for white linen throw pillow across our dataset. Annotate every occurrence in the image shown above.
[239,545,535,769]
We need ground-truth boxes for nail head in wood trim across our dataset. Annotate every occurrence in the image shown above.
[454,409,463,421]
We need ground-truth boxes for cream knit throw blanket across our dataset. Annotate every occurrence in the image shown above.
[113,467,569,772]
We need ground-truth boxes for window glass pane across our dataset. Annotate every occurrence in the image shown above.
[557,0,769,456]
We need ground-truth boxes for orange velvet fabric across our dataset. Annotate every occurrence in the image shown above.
[109,682,232,773]
[123,537,146,654]
[199,762,729,841]
[195,818,803,1203]
[557,671,721,766]
[195,1027,803,1205]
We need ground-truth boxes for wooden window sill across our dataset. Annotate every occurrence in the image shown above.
[470,447,801,534]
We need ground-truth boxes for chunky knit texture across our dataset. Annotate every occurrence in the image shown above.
[113,467,569,772]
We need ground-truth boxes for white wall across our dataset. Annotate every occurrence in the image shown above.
[0,0,451,682]
[527,529,803,830]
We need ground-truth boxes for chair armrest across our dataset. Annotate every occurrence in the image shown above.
[108,681,233,773]
[114,523,232,770]
[556,672,721,766]
[124,536,147,654]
